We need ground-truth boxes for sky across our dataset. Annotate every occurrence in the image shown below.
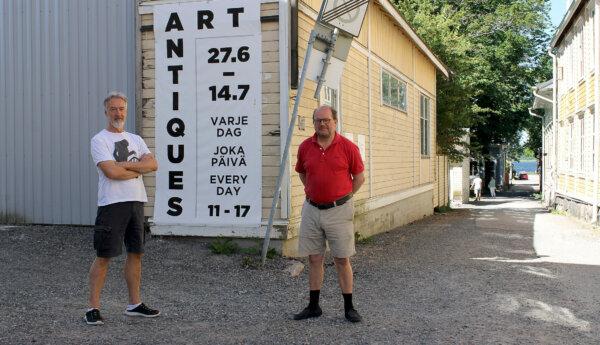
[550,0,566,29]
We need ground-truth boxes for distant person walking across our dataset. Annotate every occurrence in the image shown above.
[471,175,483,201]
[294,105,365,323]
[488,176,496,198]
[85,91,160,325]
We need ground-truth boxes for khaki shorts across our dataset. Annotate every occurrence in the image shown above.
[298,199,355,258]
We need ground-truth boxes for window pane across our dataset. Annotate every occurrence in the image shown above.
[399,82,407,111]
[421,118,425,155]
[391,79,400,108]
[382,72,390,105]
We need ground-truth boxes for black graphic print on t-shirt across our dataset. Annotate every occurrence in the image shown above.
[113,139,139,162]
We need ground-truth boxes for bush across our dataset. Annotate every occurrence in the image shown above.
[354,232,374,244]
[209,238,239,255]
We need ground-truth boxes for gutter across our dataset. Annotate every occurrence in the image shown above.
[594,0,600,223]
[548,48,559,207]
[532,89,553,105]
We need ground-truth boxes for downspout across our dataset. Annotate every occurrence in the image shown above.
[290,0,298,89]
[548,48,559,208]
[594,0,600,223]
[367,7,373,198]
[529,107,544,197]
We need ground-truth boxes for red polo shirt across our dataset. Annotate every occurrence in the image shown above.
[295,132,364,203]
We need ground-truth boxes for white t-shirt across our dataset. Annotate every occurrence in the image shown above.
[472,177,483,190]
[91,129,151,206]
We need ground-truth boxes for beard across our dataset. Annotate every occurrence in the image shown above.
[111,119,125,130]
[317,128,333,139]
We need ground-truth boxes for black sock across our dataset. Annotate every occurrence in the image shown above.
[343,293,354,311]
[309,290,320,309]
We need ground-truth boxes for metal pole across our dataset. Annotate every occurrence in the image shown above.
[261,30,318,263]
[314,28,339,99]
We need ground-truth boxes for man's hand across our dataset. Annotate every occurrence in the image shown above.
[98,161,141,180]
[116,153,158,174]
[299,173,307,187]
[352,172,365,194]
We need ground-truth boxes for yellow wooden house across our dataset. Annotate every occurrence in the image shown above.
[138,0,450,256]
[549,0,599,222]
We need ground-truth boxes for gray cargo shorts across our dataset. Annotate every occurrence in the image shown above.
[298,198,355,258]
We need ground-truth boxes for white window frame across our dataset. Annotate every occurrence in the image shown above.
[575,20,584,82]
[320,85,342,132]
[579,114,585,173]
[381,69,407,112]
[591,111,596,178]
[569,118,575,171]
[420,94,430,157]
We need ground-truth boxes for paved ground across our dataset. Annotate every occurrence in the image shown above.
[1,179,600,344]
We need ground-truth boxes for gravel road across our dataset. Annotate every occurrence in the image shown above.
[1,191,599,344]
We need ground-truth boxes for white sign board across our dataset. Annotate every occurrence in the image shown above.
[305,50,345,90]
[322,0,369,37]
[153,0,262,232]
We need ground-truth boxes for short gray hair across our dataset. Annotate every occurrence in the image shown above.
[313,105,337,121]
[103,91,128,109]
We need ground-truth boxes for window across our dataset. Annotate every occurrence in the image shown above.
[381,70,407,111]
[575,22,584,81]
[322,86,338,111]
[420,94,430,156]
[580,115,585,172]
[569,119,575,170]
[560,123,567,170]
[591,112,596,175]
[320,86,342,132]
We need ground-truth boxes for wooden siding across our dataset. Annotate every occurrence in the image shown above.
[290,1,444,232]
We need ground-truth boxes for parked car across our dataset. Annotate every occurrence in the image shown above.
[518,171,528,180]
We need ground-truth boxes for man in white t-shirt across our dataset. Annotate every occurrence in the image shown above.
[85,91,159,325]
[471,175,483,201]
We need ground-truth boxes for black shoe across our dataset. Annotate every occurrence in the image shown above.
[84,309,104,325]
[345,308,362,323]
[124,303,161,318]
[293,306,322,320]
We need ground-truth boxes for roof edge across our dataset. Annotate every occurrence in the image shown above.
[550,0,589,49]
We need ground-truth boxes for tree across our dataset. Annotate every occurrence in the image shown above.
[393,0,552,161]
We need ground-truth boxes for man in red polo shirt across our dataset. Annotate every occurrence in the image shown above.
[293,105,365,323]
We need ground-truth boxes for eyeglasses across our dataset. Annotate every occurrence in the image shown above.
[314,118,333,125]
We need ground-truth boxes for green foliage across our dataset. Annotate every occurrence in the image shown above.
[209,238,239,255]
[209,238,278,262]
[264,247,279,259]
[354,232,374,244]
[239,246,260,255]
[393,0,552,159]
[522,147,536,159]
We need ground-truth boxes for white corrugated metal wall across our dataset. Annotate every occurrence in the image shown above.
[0,0,136,225]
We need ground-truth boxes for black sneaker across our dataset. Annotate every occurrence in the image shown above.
[293,306,322,320]
[124,303,161,318]
[84,309,104,325]
[345,308,362,323]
